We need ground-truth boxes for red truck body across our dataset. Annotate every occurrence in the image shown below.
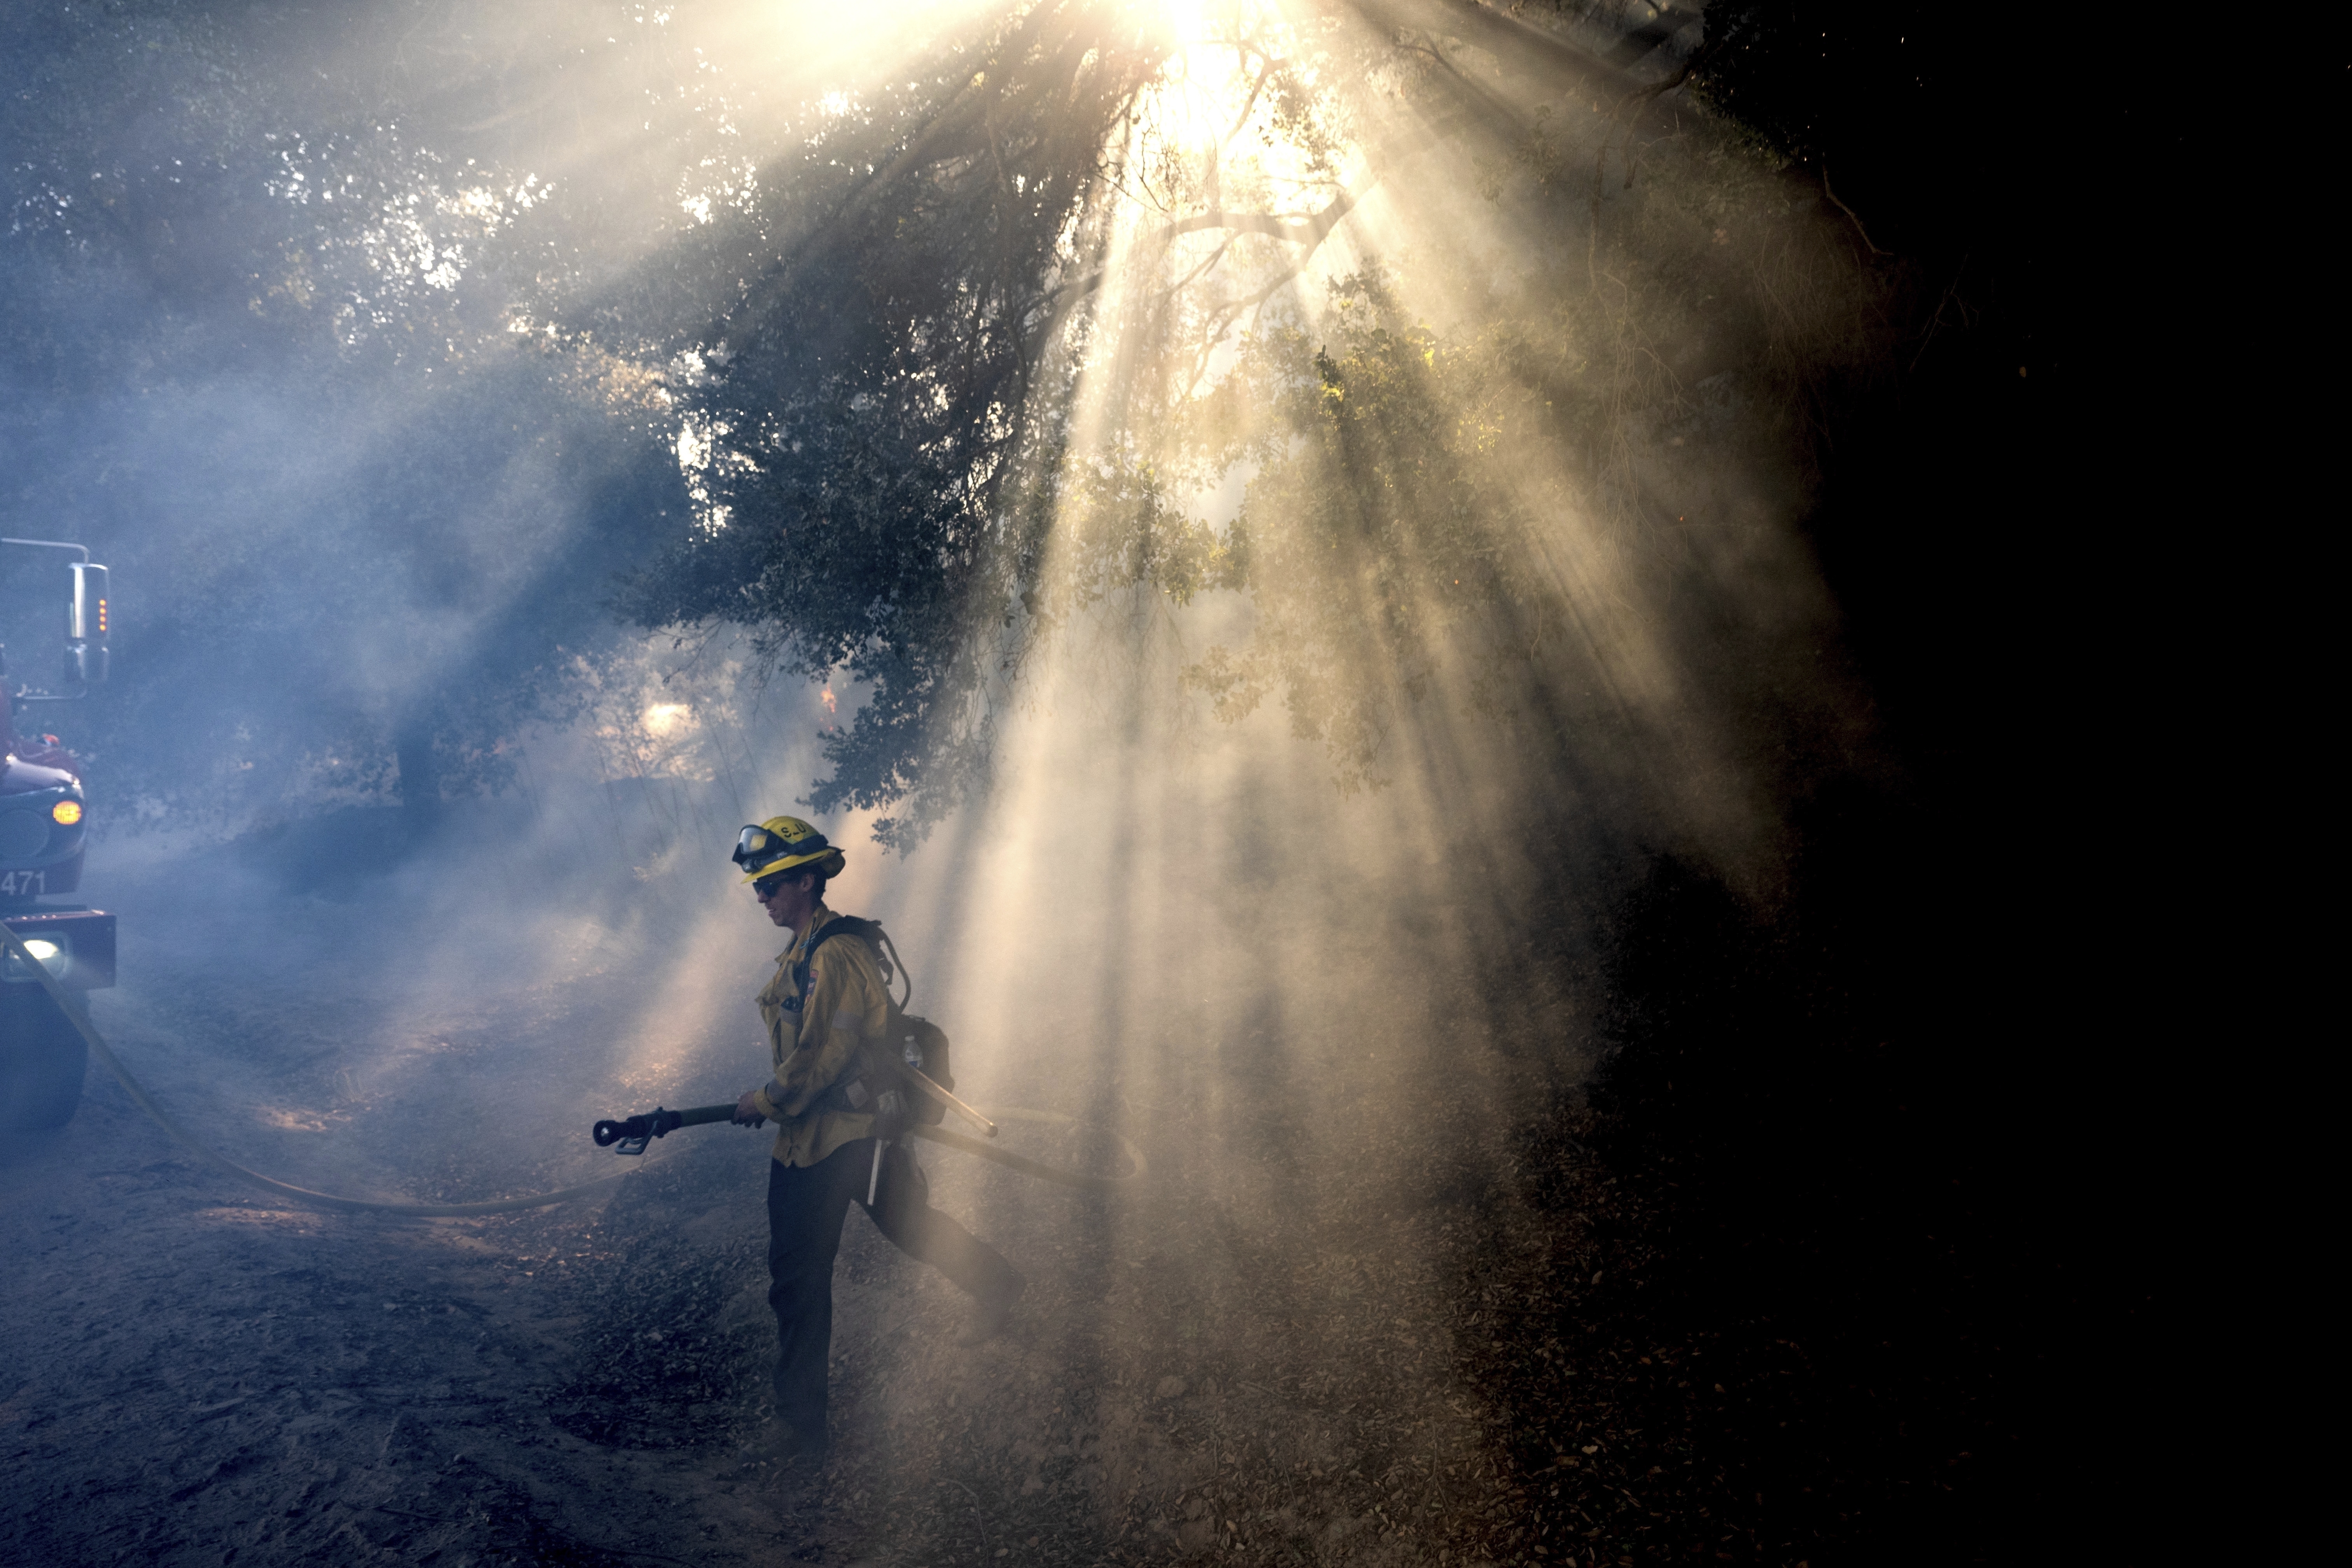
[2,548,116,1127]
[0,688,91,900]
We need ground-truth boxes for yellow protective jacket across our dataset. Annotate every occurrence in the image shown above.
[749,905,893,1168]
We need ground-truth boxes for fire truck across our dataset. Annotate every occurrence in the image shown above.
[1,538,114,1129]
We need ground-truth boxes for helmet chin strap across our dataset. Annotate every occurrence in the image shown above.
[775,884,822,934]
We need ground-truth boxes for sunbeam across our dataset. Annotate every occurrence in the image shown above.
[2,1,2098,1560]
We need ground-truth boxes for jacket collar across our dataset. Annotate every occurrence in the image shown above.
[777,902,836,965]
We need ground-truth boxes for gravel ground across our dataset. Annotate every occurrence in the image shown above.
[0,868,1598,1568]
[2,836,2041,1566]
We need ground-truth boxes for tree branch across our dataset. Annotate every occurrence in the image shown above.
[1161,188,1362,245]
[1821,163,1889,257]
[1029,172,1371,353]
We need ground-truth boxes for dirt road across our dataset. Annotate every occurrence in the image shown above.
[0,874,1623,1567]
[2,845,2042,1566]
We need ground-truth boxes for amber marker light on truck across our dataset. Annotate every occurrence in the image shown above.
[52,800,82,825]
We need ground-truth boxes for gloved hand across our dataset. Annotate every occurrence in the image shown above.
[872,1088,909,1143]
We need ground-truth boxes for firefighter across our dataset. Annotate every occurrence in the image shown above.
[729,816,1024,1463]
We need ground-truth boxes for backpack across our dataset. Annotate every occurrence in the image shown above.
[795,916,952,1127]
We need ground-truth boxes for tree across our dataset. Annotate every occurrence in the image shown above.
[0,2,698,828]
[0,0,1897,852]
[617,0,1886,849]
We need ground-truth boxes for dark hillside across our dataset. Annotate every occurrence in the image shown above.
[1511,7,2181,1553]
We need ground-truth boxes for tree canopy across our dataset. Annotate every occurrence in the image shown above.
[0,3,698,822]
[3,0,1925,850]
[611,0,1892,848]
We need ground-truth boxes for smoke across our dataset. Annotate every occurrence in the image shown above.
[0,0,974,835]
[9,2,1913,1558]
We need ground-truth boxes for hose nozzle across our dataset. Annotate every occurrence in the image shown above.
[591,1102,736,1155]
[593,1106,684,1155]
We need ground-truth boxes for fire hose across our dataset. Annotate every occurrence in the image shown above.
[3,922,1141,1216]
[591,1101,1144,1193]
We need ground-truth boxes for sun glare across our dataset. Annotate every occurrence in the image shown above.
[1132,0,1336,187]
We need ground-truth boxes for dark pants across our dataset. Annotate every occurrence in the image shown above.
[766,1137,1018,1444]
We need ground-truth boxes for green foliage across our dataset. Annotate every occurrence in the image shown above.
[615,0,1374,847]
[604,0,1896,844]
[0,3,697,827]
[0,0,1897,846]
[609,5,1156,844]
[1183,271,1549,789]
[1171,128,1880,798]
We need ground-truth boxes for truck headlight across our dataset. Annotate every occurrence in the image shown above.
[5,937,67,981]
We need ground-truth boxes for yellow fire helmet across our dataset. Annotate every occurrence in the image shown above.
[733,816,846,883]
